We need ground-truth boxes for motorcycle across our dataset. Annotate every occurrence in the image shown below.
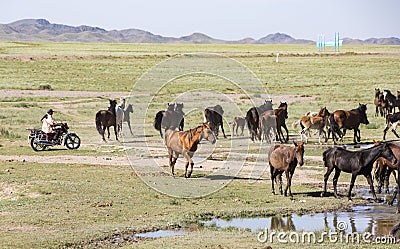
[26,123,81,151]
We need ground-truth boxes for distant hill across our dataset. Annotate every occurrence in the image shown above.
[0,19,399,45]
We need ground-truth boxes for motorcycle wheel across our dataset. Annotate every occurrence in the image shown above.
[65,134,81,150]
[30,137,47,151]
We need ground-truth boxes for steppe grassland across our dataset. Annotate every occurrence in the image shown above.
[0,42,399,248]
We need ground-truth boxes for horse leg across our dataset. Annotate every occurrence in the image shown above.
[388,185,398,206]
[107,127,110,139]
[321,166,335,197]
[168,151,175,176]
[285,170,294,197]
[282,124,289,143]
[392,125,400,138]
[377,165,384,194]
[384,168,392,194]
[277,173,283,195]
[270,164,276,194]
[220,122,227,138]
[365,173,378,202]
[333,169,342,199]
[114,125,118,141]
[347,173,358,201]
[101,125,107,142]
[183,161,190,178]
[128,121,133,135]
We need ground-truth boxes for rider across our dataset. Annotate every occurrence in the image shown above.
[40,109,60,139]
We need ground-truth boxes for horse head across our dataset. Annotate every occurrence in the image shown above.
[279,102,288,119]
[167,103,175,111]
[201,122,216,144]
[358,103,369,125]
[126,104,133,113]
[109,99,117,109]
[380,143,398,166]
[293,141,305,166]
[175,102,184,112]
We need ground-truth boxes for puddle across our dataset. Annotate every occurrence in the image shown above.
[134,229,187,238]
[204,204,399,236]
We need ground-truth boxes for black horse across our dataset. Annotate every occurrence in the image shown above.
[321,142,397,201]
[246,99,273,141]
[204,105,226,139]
[383,90,400,113]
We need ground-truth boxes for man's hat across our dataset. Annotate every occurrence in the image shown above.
[47,109,54,114]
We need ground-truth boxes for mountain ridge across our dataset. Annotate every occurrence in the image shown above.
[0,19,399,45]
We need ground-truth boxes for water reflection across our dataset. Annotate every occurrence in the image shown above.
[204,204,399,236]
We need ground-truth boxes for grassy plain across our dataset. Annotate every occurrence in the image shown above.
[0,42,400,248]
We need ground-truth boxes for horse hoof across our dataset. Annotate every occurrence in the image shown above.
[320,192,325,197]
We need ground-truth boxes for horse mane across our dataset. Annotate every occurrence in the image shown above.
[179,125,203,151]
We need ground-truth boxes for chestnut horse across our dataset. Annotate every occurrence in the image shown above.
[321,142,397,201]
[372,157,397,194]
[329,103,369,144]
[95,99,118,141]
[293,107,330,144]
[269,141,304,197]
[165,122,216,178]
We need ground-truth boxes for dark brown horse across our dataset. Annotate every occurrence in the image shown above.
[165,122,216,178]
[269,141,304,197]
[154,103,185,138]
[204,105,226,139]
[321,142,397,201]
[246,99,273,141]
[329,103,369,144]
[95,99,118,141]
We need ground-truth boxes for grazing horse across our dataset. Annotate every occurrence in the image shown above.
[329,103,369,144]
[204,105,226,139]
[246,99,273,141]
[95,99,118,141]
[321,142,397,201]
[269,141,304,197]
[372,157,397,194]
[231,116,246,136]
[165,122,216,178]
[293,107,330,144]
[383,112,400,140]
[383,90,400,113]
[123,104,133,135]
[154,103,185,138]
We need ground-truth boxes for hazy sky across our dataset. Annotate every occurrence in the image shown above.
[1,0,399,41]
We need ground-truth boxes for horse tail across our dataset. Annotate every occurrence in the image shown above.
[95,111,103,135]
[154,111,164,131]
[329,114,341,135]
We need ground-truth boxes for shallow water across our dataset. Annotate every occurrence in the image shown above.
[204,204,399,236]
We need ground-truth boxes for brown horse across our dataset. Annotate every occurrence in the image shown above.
[329,103,369,144]
[262,102,289,143]
[165,122,216,178]
[246,99,273,141]
[293,107,330,144]
[154,103,185,138]
[269,141,304,197]
[95,99,118,141]
[231,116,246,136]
[372,157,397,194]
[259,112,277,143]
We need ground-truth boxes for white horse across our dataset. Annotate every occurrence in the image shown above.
[115,98,125,137]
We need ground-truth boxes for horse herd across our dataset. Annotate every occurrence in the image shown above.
[93,89,400,212]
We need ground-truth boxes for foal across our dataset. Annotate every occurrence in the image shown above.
[269,141,304,197]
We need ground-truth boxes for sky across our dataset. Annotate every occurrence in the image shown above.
[1,0,399,41]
